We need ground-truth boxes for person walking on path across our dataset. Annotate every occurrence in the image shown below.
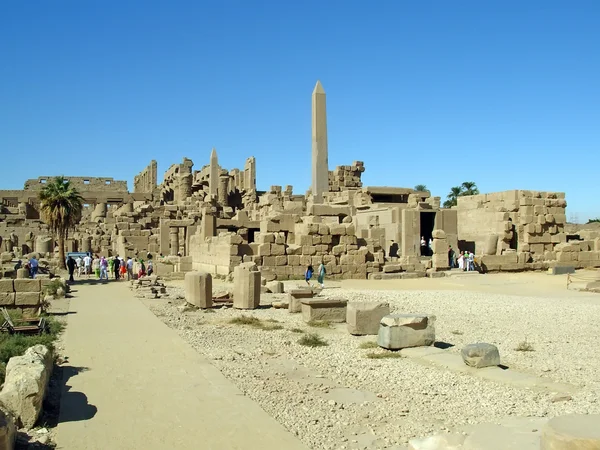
[108,257,114,277]
[448,246,455,268]
[126,257,134,280]
[29,256,39,279]
[305,265,314,287]
[99,257,108,280]
[67,256,76,282]
[138,259,146,279]
[113,256,121,280]
[119,257,127,280]
[317,262,326,288]
[83,254,92,277]
[93,256,101,279]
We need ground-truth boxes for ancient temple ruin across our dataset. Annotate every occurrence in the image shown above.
[1,81,599,279]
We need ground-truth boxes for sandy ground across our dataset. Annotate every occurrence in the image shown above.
[147,271,600,449]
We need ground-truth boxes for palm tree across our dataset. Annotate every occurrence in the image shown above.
[414,184,429,193]
[460,181,479,196]
[443,186,462,208]
[39,176,84,269]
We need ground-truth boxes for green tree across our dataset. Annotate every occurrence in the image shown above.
[460,181,480,196]
[39,176,84,269]
[414,184,430,193]
[443,182,480,208]
[443,186,462,208]
[587,218,600,224]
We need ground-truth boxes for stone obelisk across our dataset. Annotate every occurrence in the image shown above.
[209,148,219,197]
[312,80,329,203]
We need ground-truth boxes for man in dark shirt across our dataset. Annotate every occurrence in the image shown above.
[113,256,121,280]
[67,256,77,282]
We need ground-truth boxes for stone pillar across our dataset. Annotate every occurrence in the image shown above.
[401,209,419,257]
[233,263,261,309]
[159,219,170,255]
[311,81,329,203]
[81,236,92,253]
[244,156,256,192]
[431,229,449,270]
[178,173,192,203]
[169,228,179,256]
[35,236,53,255]
[184,272,213,308]
[200,209,216,241]
[218,175,229,205]
[209,148,219,197]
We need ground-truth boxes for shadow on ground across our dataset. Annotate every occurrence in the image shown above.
[42,365,97,427]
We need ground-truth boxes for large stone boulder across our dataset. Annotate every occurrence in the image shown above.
[0,345,53,429]
[233,263,261,309]
[184,272,212,309]
[347,302,390,335]
[377,314,436,350]
[461,343,501,368]
[540,414,600,449]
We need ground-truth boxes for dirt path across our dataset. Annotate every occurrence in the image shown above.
[53,280,307,450]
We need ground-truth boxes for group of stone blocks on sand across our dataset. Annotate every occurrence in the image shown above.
[0,278,45,316]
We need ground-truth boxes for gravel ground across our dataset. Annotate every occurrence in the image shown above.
[148,282,600,450]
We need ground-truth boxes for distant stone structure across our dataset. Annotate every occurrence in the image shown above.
[1,80,599,280]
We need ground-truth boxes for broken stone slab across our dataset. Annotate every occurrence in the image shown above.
[184,271,212,309]
[461,343,501,368]
[301,298,347,323]
[346,302,390,335]
[540,414,600,450]
[0,345,53,429]
[377,314,436,350]
[288,288,314,313]
[265,280,284,294]
[547,265,576,275]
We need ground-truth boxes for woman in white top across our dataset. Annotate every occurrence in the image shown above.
[457,251,464,270]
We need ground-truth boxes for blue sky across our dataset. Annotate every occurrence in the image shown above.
[1,1,598,221]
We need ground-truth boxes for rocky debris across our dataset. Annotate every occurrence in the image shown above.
[129,276,168,299]
[145,286,600,450]
[461,343,501,369]
[378,314,436,350]
[0,345,53,429]
[265,281,284,294]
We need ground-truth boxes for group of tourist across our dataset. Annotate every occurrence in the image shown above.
[66,254,153,283]
[14,256,40,279]
[420,236,433,256]
[447,247,476,271]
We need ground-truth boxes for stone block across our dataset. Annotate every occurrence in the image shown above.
[288,288,314,313]
[184,272,212,309]
[15,292,40,306]
[377,314,435,350]
[301,298,347,322]
[16,269,30,279]
[431,239,447,254]
[0,292,15,306]
[233,263,261,309]
[329,224,346,236]
[461,343,500,368]
[347,302,390,335]
[0,279,14,293]
[548,265,575,275]
[13,279,41,293]
[265,281,284,293]
[270,244,286,256]
[0,344,53,429]
[540,414,600,450]
[257,243,271,256]
[0,407,15,450]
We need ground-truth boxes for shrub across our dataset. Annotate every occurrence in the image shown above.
[359,341,379,349]
[0,315,64,383]
[290,328,305,333]
[515,340,535,352]
[228,315,282,331]
[365,351,402,359]
[298,333,328,347]
[451,330,464,335]
[42,279,67,299]
[307,320,331,328]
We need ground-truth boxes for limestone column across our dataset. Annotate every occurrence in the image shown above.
[218,175,229,205]
[169,228,179,256]
[178,173,192,202]
[209,148,219,197]
[311,80,329,203]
